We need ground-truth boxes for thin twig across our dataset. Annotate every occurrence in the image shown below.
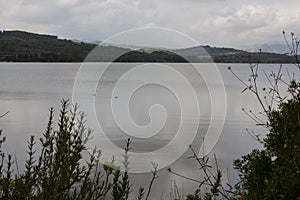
[241,108,262,124]
[188,146,231,200]
[168,168,203,184]
[145,162,159,200]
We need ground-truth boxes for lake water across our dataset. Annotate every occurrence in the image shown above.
[0,62,298,199]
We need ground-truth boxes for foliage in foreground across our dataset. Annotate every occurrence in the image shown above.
[233,81,300,199]
[2,91,299,199]
[172,32,300,200]
[0,99,155,200]
[231,31,300,199]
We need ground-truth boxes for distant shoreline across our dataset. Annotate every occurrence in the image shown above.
[0,30,297,63]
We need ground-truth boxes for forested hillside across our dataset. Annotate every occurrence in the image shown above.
[0,30,295,63]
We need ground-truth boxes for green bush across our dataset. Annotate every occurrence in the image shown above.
[0,99,156,200]
[232,32,300,199]
[234,81,300,199]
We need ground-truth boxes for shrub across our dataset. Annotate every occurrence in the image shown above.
[234,82,300,199]
[181,32,300,199]
[232,32,300,199]
[0,99,156,200]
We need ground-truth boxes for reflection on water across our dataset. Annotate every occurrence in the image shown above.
[0,63,297,198]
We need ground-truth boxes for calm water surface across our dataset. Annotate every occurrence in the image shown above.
[0,63,297,198]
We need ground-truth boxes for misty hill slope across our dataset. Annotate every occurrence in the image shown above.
[175,45,294,63]
[0,30,295,63]
[242,43,290,54]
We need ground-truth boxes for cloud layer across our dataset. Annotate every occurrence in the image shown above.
[1,0,299,48]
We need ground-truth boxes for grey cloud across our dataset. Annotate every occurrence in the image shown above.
[1,0,300,48]
[211,5,277,29]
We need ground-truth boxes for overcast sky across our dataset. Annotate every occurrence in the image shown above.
[1,0,299,48]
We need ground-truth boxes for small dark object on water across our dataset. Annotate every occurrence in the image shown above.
[0,111,9,118]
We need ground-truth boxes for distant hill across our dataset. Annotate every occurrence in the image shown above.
[0,30,96,62]
[0,30,296,63]
[241,43,290,54]
[175,45,294,63]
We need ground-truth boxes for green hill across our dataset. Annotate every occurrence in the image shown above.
[0,30,96,62]
[0,30,296,63]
